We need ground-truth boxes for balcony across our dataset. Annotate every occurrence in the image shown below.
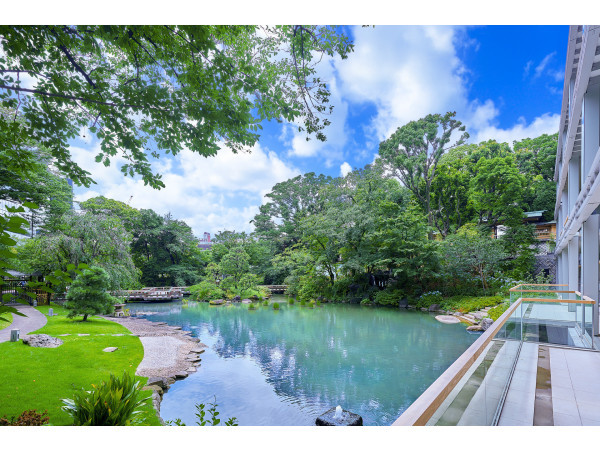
[393,284,598,426]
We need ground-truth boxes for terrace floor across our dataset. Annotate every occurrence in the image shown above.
[498,342,600,426]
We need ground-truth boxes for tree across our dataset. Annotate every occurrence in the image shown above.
[0,26,353,188]
[18,211,138,290]
[65,266,114,321]
[80,196,141,233]
[441,225,506,294]
[252,172,333,251]
[219,247,251,292]
[469,155,525,229]
[378,112,469,236]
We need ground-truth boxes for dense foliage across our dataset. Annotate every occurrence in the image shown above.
[62,371,147,425]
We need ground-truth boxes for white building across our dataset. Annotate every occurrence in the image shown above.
[554,25,600,334]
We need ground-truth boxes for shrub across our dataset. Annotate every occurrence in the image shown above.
[65,266,115,321]
[262,299,269,306]
[374,289,403,306]
[488,302,509,321]
[308,300,315,308]
[316,300,321,307]
[62,372,148,426]
[288,298,295,305]
[415,291,443,309]
[188,281,224,302]
[360,298,371,305]
[300,299,306,306]
[0,409,49,426]
[248,303,256,311]
[273,302,280,310]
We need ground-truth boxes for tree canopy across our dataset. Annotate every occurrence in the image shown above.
[0,25,353,188]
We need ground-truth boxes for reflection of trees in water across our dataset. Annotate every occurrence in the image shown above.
[144,303,477,424]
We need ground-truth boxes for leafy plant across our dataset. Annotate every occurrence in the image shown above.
[262,299,269,306]
[488,302,509,321]
[300,299,306,306]
[248,303,256,311]
[308,300,315,308]
[288,298,295,305]
[62,372,147,426]
[166,397,238,426]
[273,302,280,310]
[0,409,49,426]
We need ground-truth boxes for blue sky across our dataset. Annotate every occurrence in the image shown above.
[69,25,569,236]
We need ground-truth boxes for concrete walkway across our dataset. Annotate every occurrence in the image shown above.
[0,304,48,343]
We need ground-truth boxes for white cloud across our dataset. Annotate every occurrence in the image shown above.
[71,142,300,235]
[534,52,556,79]
[472,112,560,145]
[340,162,352,177]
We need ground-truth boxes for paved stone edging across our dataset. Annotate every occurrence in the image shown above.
[105,315,207,424]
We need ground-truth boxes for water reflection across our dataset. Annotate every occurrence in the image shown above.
[128,299,477,425]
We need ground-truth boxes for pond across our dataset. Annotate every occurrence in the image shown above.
[128,297,478,426]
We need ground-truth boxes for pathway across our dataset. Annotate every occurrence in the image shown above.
[0,304,48,343]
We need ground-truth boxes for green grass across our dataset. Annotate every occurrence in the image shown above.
[0,312,12,331]
[0,304,161,426]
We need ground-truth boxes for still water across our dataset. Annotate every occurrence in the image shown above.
[128,297,477,426]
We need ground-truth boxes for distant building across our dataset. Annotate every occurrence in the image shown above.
[198,232,213,250]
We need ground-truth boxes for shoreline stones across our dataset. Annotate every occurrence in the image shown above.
[22,334,64,348]
[106,315,210,423]
[435,315,461,324]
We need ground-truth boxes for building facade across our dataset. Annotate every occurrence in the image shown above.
[554,25,600,334]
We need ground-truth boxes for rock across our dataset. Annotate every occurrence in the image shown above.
[398,298,408,308]
[473,312,486,320]
[435,315,461,324]
[77,333,90,336]
[142,384,164,396]
[466,325,483,332]
[458,316,477,325]
[428,304,441,312]
[242,299,252,304]
[165,377,176,386]
[190,347,206,354]
[173,371,188,379]
[481,318,494,331]
[22,334,64,348]
[232,295,241,302]
[316,407,363,426]
[186,367,197,374]
[103,347,118,352]
[463,314,476,321]
[420,307,428,311]
[185,355,201,362]
[209,299,225,305]
[407,305,416,309]
[453,312,463,316]
[147,377,170,389]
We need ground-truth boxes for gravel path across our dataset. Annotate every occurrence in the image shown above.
[106,316,206,378]
[0,304,48,343]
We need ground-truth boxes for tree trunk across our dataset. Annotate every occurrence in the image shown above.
[83,313,88,321]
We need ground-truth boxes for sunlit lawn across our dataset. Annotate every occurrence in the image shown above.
[0,304,160,425]
[0,312,12,331]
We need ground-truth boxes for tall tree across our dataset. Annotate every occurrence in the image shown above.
[0,26,353,188]
[378,112,469,237]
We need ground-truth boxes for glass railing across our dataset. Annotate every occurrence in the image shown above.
[394,284,597,426]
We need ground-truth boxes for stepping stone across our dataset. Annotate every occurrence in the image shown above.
[435,315,461,324]
[185,356,201,362]
[173,372,188,379]
[103,347,118,352]
[112,333,124,336]
[77,334,90,336]
[190,348,206,354]
[186,367,197,374]
[58,334,70,336]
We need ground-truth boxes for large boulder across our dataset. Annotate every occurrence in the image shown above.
[481,318,494,331]
[428,304,441,312]
[232,295,241,302]
[398,298,408,308]
[22,334,63,348]
[209,299,225,305]
[466,325,483,332]
[435,315,461,324]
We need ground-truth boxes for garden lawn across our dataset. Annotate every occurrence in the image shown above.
[0,312,12,331]
[0,304,161,425]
